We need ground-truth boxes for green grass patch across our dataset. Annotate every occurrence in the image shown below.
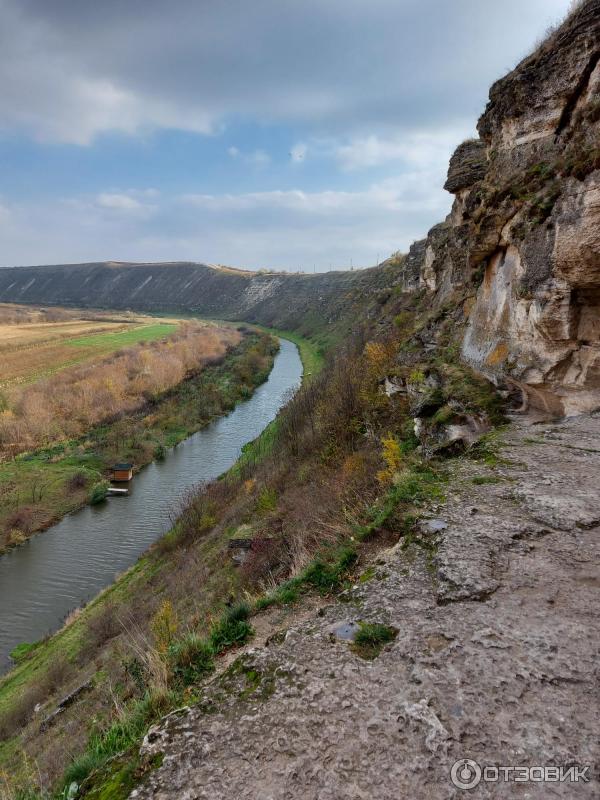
[351,622,398,660]
[64,323,176,350]
[8,641,41,664]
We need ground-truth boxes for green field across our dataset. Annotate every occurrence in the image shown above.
[64,323,176,350]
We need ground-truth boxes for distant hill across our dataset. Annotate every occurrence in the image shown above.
[0,260,394,342]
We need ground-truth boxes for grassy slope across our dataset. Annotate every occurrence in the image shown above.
[249,325,324,376]
[0,280,508,797]
[228,326,322,475]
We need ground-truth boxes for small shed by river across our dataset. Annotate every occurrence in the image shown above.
[111,462,133,482]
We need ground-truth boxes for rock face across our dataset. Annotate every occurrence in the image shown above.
[443,139,487,193]
[409,0,600,415]
[128,414,600,799]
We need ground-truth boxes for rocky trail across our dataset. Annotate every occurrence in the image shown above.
[129,414,600,799]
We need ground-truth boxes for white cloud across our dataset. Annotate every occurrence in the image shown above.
[94,191,158,219]
[97,193,143,211]
[227,146,240,158]
[0,165,451,269]
[333,128,474,170]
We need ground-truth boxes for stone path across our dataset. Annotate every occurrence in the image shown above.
[130,415,600,799]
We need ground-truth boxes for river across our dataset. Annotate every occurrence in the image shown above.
[0,338,302,672]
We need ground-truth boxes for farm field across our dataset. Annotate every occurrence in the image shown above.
[0,305,282,552]
[0,304,177,388]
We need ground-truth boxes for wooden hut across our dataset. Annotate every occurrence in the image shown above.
[111,462,133,482]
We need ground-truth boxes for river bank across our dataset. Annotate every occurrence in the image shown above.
[0,330,278,555]
[0,332,325,793]
[0,337,303,774]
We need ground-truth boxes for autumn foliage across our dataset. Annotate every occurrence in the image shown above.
[0,322,240,456]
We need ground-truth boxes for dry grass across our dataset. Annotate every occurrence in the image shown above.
[0,304,182,389]
[0,319,240,457]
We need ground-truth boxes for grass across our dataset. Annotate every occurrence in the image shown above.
[0,317,178,389]
[0,296,504,796]
[225,324,322,474]
[53,603,254,795]
[64,323,176,350]
[351,622,398,660]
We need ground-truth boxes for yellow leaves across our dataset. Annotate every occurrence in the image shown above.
[360,339,398,408]
[151,599,179,656]
[376,433,402,484]
[364,341,394,375]
[243,478,256,495]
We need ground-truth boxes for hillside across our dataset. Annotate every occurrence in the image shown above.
[0,261,392,348]
[0,2,599,798]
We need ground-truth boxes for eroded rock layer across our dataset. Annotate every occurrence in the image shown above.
[405,0,600,415]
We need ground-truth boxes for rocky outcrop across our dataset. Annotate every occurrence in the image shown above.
[415,0,600,415]
[443,139,487,193]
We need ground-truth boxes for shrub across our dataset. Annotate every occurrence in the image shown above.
[256,487,277,515]
[82,602,121,655]
[4,507,35,535]
[150,600,179,656]
[89,480,110,505]
[168,634,214,686]
[0,658,72,740]
[210,604,253,652]
[376,434,402,484]
[240,537,286,586]
[67,470,89,491]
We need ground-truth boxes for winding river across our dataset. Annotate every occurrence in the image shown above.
[0,338,302,672]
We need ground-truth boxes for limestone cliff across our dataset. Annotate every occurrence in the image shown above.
[403,0,600,415]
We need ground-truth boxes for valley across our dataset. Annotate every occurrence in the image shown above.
[0,2,599,798]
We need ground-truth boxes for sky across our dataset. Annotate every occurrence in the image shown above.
[0,0,572,271]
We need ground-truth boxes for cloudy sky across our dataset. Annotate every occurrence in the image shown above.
[0,0,571,270]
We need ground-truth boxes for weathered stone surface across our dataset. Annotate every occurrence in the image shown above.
[439,1,600,415]
[444,139,487,193]
[129,415,600,799]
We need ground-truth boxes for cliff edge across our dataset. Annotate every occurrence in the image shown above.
[401,0,600,415]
